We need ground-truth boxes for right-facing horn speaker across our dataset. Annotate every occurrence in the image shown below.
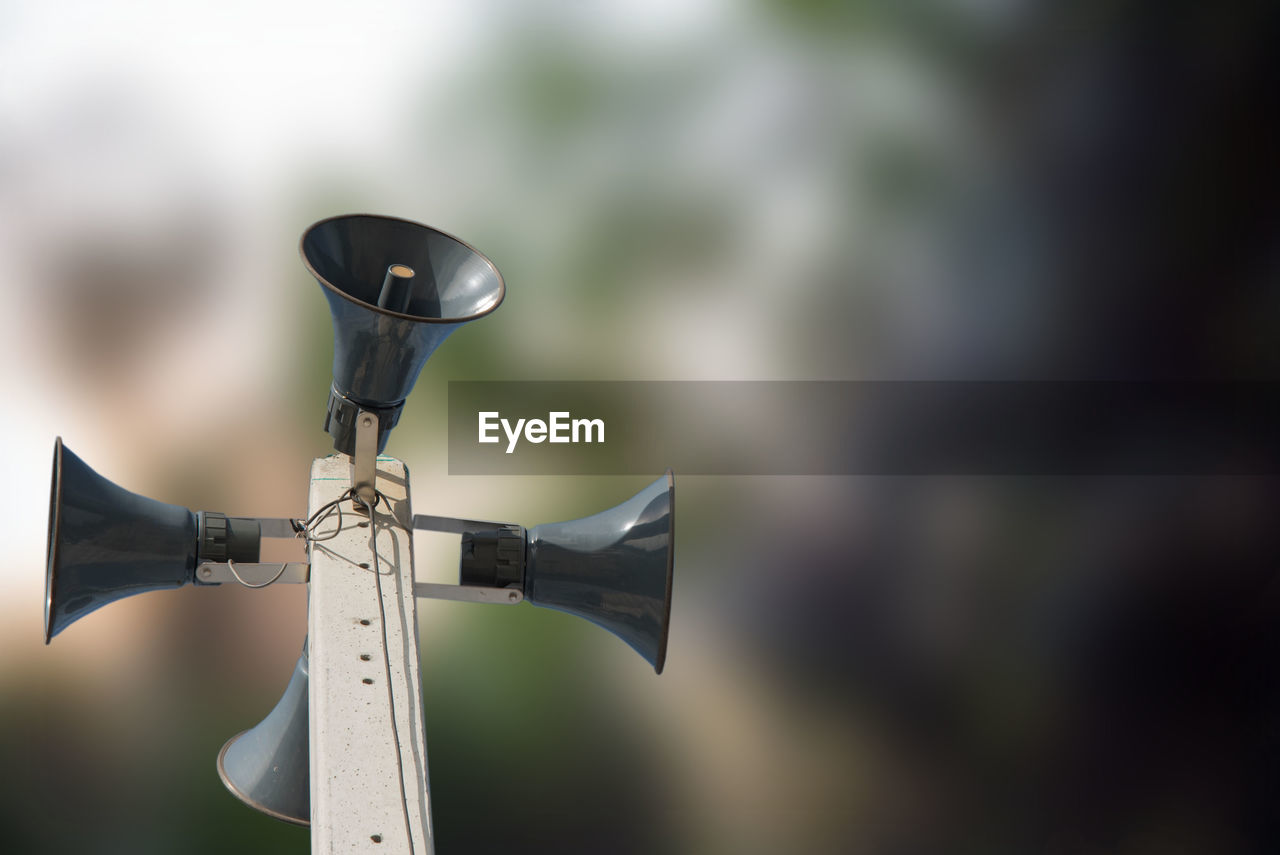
[462,471,675,673]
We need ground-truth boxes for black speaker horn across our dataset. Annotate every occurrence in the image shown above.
[460,471,675,673]
[45,438,260,643]
[301,214,505,455]
[217,643,310,826]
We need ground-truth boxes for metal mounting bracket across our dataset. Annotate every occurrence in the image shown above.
[194,517,308,586]
[351,410,378,510]
[410,514,527,604]
[413,582,524,605]
[196,562,311,585]
[411,514,517,534]
[230,517,304,538]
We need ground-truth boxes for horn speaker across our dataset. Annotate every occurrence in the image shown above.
[461,471,675,672]
[217,643,310,826]
[45,437,260,643]
[301,213,505,455]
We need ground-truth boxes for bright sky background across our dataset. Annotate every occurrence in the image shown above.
[0,0,757,618]
[0,1,470,183]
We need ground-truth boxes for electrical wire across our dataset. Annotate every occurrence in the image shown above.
[298,490,357,543]
[221,490,355,589]
[225,558,291,589]
[358,490,419,855]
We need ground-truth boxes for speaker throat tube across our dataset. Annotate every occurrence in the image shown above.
[376,263,417,313]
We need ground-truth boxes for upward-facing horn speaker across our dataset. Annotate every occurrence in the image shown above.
[461,471,675,673]
[301,214,505,455]
[218,643,310,826]
[45,438,260,643]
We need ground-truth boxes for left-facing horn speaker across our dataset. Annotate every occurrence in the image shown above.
[45,437,260,643]
[218,643,310,826]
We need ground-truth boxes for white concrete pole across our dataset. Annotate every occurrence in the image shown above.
[307,454,433,854]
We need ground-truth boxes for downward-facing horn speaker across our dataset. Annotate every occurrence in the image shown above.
[301,214,505,455]
[45,438,260,643]
[217,643,310,826]
[461,471,675,673]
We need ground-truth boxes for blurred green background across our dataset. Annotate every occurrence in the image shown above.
[1,1,1277,853]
